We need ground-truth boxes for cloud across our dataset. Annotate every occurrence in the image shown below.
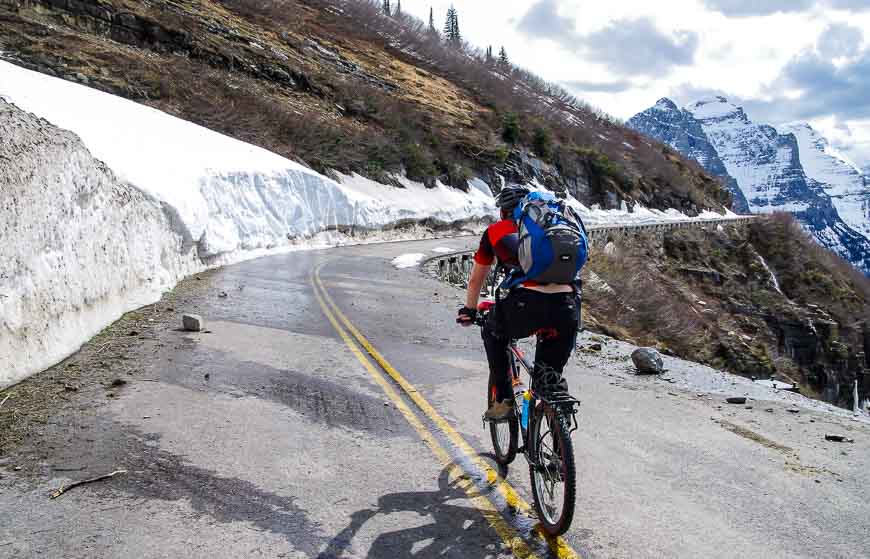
[700,0,814,17]
[701,0,870,16]
[584,19,699,75]
[827,0,870,10]
[672,24,870,123]
[515,0,576,42]
[562,79,633,93]
[772,46,870,122]
[516,2,699,76]
[816,23,864,58]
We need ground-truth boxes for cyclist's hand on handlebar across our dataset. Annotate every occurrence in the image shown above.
[456,306,477,327]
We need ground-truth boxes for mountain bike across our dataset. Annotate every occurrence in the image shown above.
[475,299,581,536]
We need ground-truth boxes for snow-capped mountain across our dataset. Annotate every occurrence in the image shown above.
[626,99,750,213]
[781,122,870,244]
[629,96,870,274]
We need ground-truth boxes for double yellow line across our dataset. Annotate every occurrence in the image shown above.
[311,262,581,559]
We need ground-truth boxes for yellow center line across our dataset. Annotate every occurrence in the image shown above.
[313,263,582,559]
[310,269,538,559]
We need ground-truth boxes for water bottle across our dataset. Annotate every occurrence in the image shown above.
[521,390,532,429]
[513,379,527,399]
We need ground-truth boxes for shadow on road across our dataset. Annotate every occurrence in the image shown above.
[477,451,511,480]
[317,463,504,558]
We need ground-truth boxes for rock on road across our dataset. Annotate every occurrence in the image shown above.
[1,238,868,558]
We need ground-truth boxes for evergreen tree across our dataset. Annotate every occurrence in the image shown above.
[429,7,436,33]
[395,0,401,16]
[502,113,520,144]
[533,127,552,160]
[443,6,461,45]
[485,45,493,65]
[382,0,391,16]
[498,46,509,66]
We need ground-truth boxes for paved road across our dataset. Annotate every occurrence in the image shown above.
[2,238,869,558]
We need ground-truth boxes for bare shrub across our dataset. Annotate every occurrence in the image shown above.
[585,241,705,354]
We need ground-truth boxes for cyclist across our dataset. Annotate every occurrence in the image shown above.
[456,185,581,420]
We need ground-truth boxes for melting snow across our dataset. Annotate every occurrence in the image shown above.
[392,253,427,269]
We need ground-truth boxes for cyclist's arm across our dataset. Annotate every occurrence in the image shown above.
[465,262,492,310]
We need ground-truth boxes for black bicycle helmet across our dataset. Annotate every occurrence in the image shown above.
[495,185,531,212]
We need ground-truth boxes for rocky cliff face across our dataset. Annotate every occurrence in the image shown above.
[782,121,870,255]
[630,97,870,275]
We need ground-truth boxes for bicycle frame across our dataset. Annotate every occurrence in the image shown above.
[504,341,580,464]
[474,302,581,448]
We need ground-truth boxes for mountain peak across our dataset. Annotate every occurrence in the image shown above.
[687,96,746,122]
[654,97,679,111]
[782,121,815,134]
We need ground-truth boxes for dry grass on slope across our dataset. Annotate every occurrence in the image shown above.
[0,0,730,210]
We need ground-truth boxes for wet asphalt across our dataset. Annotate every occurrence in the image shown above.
[1,237,869,558]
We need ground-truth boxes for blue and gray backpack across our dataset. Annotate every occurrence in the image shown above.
[504,191,588,288]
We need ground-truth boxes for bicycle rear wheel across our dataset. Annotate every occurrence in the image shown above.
[529,402,576,535]
[488,383,518,466]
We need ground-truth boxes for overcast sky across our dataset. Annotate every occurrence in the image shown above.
[401,0,870,168]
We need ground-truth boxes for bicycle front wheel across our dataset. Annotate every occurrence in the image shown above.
[529,402,576,535]
[488,383,518,466]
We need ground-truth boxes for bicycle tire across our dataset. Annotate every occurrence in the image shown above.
[488,382,518,466]
[529,402,576,535]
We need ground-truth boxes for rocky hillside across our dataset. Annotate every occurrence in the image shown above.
[0,0,731,212]
[584,216,870,408]
[629,97,870,275]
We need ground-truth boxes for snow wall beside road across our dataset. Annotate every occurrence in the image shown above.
[0,61,496,388]
[0,100,202,387]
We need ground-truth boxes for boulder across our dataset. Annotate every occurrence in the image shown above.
[631,348,664,375]
[182,314,204,332]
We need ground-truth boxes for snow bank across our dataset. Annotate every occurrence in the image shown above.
[0,61,496,260]
[0,101,200,387]
[391,254,427,269]
[0,61,497,387]
[570,200,738,227]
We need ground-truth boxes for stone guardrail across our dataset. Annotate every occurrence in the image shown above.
[423,215,757,290]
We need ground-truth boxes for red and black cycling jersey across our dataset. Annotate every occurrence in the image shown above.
[474,219,520,271]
